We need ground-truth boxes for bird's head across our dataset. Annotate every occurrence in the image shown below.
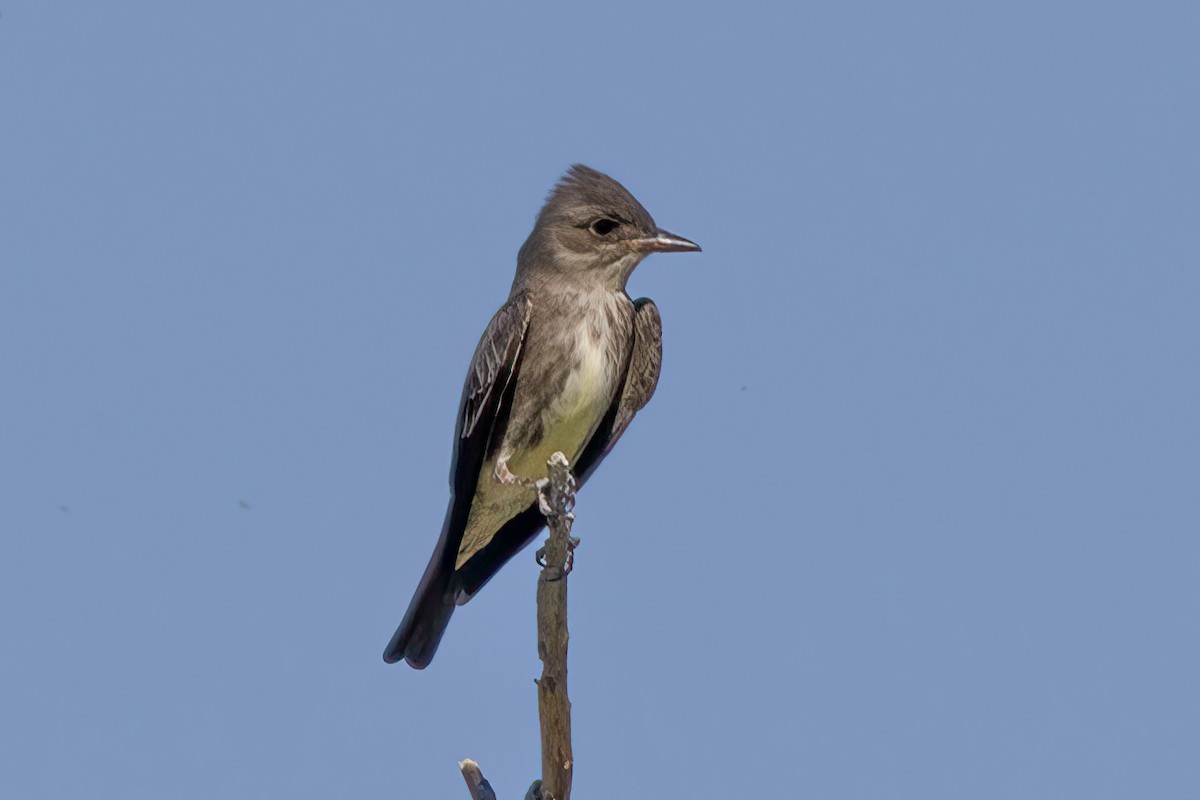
[516,164,700,291]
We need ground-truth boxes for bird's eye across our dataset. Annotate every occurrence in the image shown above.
[590,218,619,236]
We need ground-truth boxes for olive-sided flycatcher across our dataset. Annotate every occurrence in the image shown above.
[384,165,699,668]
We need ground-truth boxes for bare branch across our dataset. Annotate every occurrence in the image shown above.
[535,452,576,800]
[459,759,498,800]
[458,452,576,800]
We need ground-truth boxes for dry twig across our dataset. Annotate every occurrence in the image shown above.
[459,759,498,800]
[459,452,577,800]
[535,452,576,800]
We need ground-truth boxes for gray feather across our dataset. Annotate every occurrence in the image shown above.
[460,292,532,441]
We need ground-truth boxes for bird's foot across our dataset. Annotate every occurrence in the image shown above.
[565,536,581,573]
[536,452,576,515]
[534,477,554,515]
[534,452,578,572]
[495,458,536,488]
[535,535,580,571]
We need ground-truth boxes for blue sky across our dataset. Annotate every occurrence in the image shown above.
[2,2,1197,797]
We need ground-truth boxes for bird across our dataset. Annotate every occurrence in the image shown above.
[384,164,700,668]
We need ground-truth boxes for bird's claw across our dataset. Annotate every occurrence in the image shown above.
[534,452,579,572]
[535,477,554,515]
[565,536,581,573]
[495,459,532,487]
[535,535,580,571]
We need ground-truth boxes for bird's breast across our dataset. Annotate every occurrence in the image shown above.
[524,324,617,467]
[504,297,629,478]
[551,330,612,420]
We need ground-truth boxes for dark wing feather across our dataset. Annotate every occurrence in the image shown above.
[454,297,662,601]
[452,291,533,493]
[383,291,531,666]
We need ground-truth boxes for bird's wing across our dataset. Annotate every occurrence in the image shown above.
[382,291,531,667]
[451,291,533,489]
[453,297,662,601]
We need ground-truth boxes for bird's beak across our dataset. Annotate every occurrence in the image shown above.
[629,228,702,253]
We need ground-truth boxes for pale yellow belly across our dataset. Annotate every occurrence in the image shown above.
[509,401,602,478]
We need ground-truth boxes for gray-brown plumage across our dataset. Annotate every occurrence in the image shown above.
[384,165,699,668]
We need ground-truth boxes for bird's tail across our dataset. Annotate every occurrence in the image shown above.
[383,512,460,668]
